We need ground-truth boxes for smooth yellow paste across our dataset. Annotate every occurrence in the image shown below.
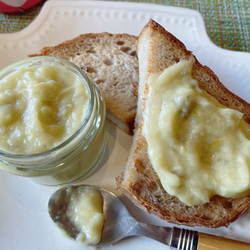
[0,64,89,154]
[66,186,105,246]
[143,58,250,206]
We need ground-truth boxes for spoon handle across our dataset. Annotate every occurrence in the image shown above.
[136,222,173,245]
[170,227,250,250]
[197,232,250,250]
[170,227,198,250]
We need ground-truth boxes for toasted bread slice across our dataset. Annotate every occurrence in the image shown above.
[29,33,138,135]
[116,20,250,228]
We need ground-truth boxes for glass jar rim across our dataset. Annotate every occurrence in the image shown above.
[0,56,96,158]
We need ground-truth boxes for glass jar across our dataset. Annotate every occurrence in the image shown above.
[0,56,106,185]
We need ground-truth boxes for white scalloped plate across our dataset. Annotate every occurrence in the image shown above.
[0,1,250,250]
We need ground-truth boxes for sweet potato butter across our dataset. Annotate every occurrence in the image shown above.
[0,57,106,185]
[66,186,105,246]
[0,63,89,154]
[143,58,250,206]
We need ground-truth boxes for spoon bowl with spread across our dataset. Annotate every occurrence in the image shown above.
[48,185,250,250]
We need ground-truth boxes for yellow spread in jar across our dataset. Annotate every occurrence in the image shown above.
[143,58,250,206]
[0,64,89,154]
[66,186,105,246]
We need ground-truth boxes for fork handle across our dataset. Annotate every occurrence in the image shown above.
[170,227,249,250]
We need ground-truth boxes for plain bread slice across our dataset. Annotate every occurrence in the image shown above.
[30,33,139,135]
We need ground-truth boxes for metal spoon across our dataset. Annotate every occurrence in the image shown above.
[48,185,250,250]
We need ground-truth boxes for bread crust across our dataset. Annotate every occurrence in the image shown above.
[116,20,250,228]
[30,32,139,135]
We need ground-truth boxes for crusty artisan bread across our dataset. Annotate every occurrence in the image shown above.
[116,19,250,228]
[29,33,138,135]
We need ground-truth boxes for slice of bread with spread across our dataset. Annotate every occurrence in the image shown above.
[29,33,138,135]
[116,20,250,228]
